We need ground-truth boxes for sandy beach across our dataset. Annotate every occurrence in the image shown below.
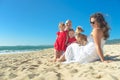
[0,44,120,80]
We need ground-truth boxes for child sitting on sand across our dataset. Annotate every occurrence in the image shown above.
[75,26,87,46]
[75,33,87,46]
[54,22,67,62]
[67,29,76,46]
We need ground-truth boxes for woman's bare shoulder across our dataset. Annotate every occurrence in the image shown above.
[92,28,103,34]
[92,28,103,38]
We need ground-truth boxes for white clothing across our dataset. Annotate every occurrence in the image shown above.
[64,36,106,63]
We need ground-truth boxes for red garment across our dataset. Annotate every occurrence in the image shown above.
[54,31,67,51]
[67,37,76,45]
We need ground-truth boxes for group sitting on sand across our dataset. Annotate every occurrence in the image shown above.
[53,12,111,63]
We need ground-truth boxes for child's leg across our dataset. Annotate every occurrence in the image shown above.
[59,51,63,57]
[54,49,62,61]
[57,53,66,62]
[53,49,58,62]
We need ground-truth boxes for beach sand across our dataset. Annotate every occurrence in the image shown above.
[0,44,120,80]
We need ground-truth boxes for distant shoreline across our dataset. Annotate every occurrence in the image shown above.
[0,45,53,54]
[0,39,120,54]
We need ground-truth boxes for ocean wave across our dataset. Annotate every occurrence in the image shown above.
[0,45,53,54]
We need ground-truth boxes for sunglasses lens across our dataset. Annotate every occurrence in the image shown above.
[90,22,95,24]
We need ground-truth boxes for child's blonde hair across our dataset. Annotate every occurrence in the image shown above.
[75,26,84,34]
[65,20,72,24]
[75,33,87,46]
[58,22,65,28]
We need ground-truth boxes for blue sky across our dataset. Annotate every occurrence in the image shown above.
[0,0,120,46]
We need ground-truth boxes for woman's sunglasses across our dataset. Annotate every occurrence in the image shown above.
[90,21,95,24]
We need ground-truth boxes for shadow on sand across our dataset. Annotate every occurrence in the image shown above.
[105,55,120,61]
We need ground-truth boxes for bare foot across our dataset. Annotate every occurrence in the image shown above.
[103,60,112,63]
[56,58,62,62]
[56,58,65,62]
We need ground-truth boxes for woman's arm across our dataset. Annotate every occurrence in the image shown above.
[92,29,105,62]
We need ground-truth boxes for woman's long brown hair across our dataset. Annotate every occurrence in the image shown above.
[90,13,110,40]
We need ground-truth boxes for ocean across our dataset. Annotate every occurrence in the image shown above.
[0,45,53,54]
[0,39,120,54]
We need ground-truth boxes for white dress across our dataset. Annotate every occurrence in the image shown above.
[64,35,106,63]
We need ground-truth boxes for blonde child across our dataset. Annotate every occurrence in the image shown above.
[65,20,73,46]
[75,26,87,46]
[54,22,67,62]
[75,33,87,46]
[65,20,72,31]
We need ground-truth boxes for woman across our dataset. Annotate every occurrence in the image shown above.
[58,13,110,63]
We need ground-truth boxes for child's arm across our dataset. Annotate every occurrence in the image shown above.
[66,36,68,45]
[65,31,69,46]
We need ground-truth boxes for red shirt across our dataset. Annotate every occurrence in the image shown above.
[54,31,67,51]
[67,37,76,45]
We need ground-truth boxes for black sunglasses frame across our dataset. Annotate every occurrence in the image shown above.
[90,21,95,24]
